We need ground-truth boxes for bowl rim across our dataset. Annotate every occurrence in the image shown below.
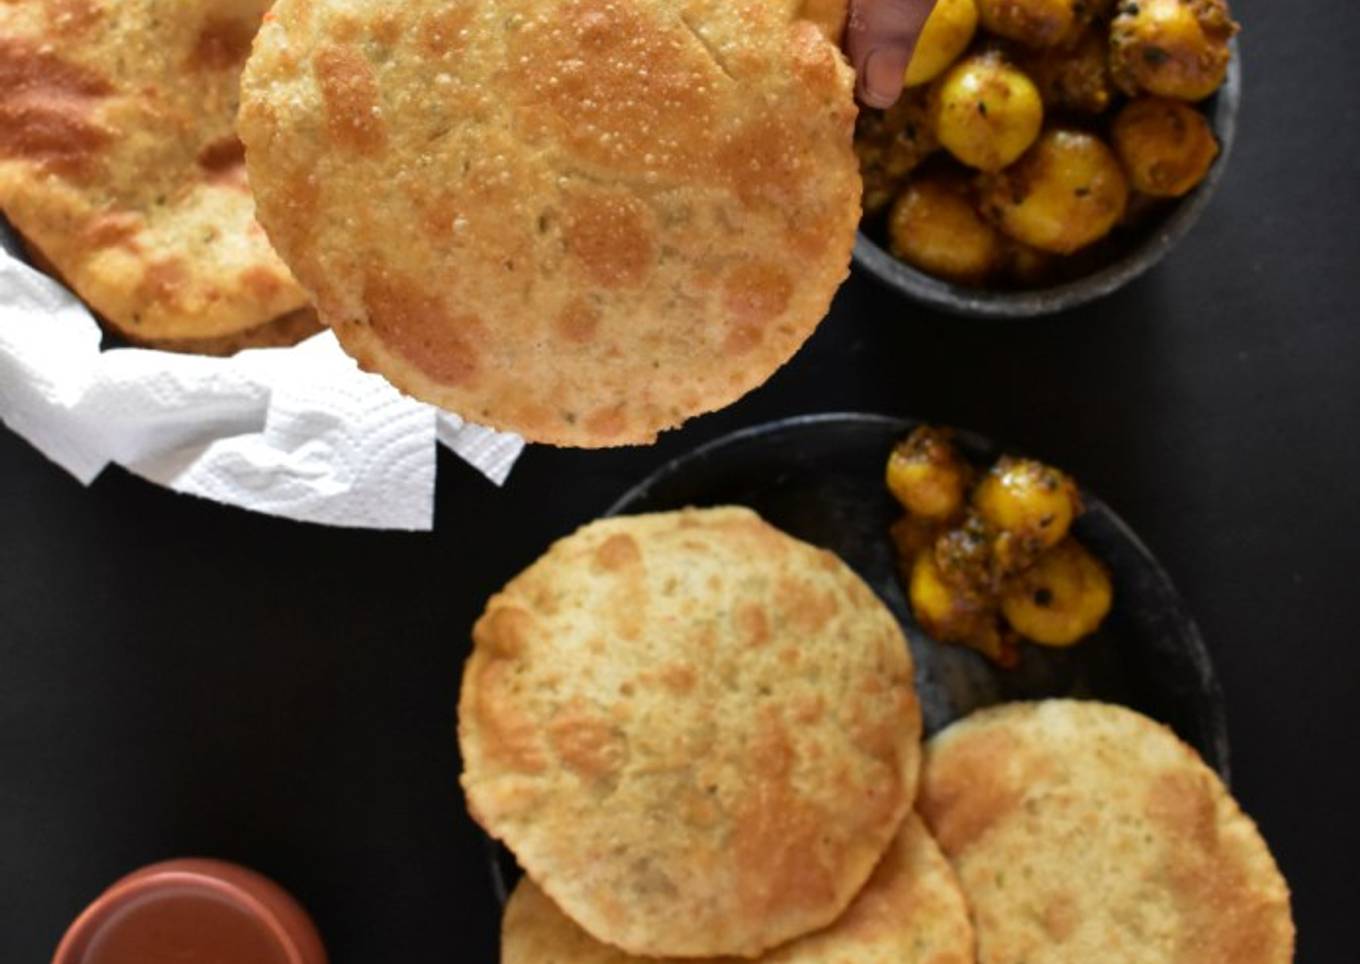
[851,43,1243,320]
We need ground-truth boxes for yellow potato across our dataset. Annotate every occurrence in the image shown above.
[906,0,980,87]
[909,550,1015,663]
[1110,0,1239,101]
[973,456,1081,569]
[888,174,1007,285]
[981,129,1129,254]
[856,88,939,214]
[886,426,971,519]
[977,0,1079,48]
[1019,27,1114,115]
[1112,97,1219,197]
[934,514,998,593]
[932,52,1045,172]
[1001,538,1113,645]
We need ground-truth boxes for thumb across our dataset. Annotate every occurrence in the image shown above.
[846,0,937,109]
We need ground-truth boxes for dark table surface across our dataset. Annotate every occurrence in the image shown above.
[2,1,1357,960]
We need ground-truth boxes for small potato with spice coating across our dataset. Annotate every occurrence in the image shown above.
[910,550,1016,664]
[932,51,1045,172]
[886,426,973,522]
[856,88,939,214]
[981,129,1129,254]
[1110,0,1239,101]
[1001,538,1113,644]
[1019,27,1115,115]
[905,0,981,86]
[886,425,972,519]
[888,174,1007,284]
[1113,96,1220,196]
[977,0,1080,48]
[973,455,1081,570]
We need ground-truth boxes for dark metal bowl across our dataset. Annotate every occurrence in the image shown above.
[853,49,1242,319]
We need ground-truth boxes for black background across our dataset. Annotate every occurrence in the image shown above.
[2,1,1357,960]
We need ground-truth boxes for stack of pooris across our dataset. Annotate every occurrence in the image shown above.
[459,507,921,957]
[919,701,1295,964]
[501,814,974,964]
[240,0,862,446]
[0,0,314,353]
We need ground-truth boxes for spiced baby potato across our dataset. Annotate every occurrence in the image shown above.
[856,88,939,214]
[888,174,1008,285]
[981,129,1129,254]
[1110,0,1239,101]
[886,426,972,519]
[1001,538,1113,644]
[906,0,981,86]
[973,456,1081,568]
[1112,96,1219,196]
[976,0,1080,47]
[909,550,1012,662]
[1019,27,1115,115]
[932,51,1045,172]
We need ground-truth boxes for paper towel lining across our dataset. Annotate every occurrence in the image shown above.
[0,226,523,531]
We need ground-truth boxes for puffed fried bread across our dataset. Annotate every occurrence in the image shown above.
[501,814,973,964]
[919,700,1294,964]
[0,0,310,347]
[460,507,920,957]
[241,0,862,446]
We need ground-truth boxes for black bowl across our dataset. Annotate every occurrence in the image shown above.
[853,49,1242,319]
[487,413,1229,905]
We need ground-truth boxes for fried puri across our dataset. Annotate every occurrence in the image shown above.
[241,0,861,446]
[501,814,972,964]
[0,0,310,349]
[459,508,920,957]
[920,701,1295,964]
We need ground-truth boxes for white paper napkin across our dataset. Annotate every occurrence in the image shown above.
[0,245,523,530]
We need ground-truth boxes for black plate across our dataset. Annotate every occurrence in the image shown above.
[489,412,1227,905]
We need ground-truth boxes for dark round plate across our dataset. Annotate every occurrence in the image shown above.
[488,412,1228,905]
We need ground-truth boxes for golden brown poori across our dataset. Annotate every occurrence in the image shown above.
[242,0,862,447]
[0,0,310,351]
[500,814,975,964]
[459,508,921,958]
[919,701,1295,964]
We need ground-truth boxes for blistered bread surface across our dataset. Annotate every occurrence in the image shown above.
[240,0,861,445]
[460,507,920,956]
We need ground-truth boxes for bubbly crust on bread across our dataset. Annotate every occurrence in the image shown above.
[0,0,310,345]
[919,701,1295,964]
[460,508,920,956]
[241,0,861,446]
